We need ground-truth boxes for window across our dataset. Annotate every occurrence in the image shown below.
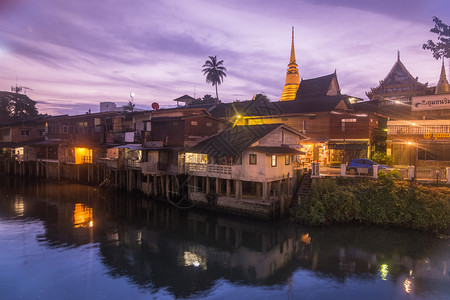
[191,121,198,126]
[206,122,212,127]
[63,125,68,134]
[20,129,30,136]
[249,154,257,165]
[271,155,277,167]
[285,155,290,165]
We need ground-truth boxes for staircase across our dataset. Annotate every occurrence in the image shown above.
[292,170,312,208]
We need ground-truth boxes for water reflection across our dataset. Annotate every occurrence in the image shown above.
[0,179,449,299]
[73,203,94,228]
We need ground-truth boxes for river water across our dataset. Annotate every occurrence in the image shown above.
[0,179,449,300]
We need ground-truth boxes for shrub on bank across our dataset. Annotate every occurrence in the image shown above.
[290,174,450,233]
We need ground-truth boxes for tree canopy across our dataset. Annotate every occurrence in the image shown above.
[254,93,270,102]
[202,56,227,102]
[423,16,450,60]
[122,100,135,112]
[0,91,38,118]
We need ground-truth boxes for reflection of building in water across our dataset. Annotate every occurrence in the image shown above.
[73,203,94,228]
[184,212,303,280]
[14,195,24,216]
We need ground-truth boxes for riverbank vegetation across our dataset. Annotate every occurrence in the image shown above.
[290,171,450,233]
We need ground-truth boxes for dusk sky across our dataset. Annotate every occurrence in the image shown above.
[0,0,449,115]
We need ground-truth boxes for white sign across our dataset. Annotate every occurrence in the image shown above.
[412,94,450,111]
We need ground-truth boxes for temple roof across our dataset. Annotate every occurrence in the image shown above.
[295,72,340,99]
[366,52,428,100]
[206,95,351,120]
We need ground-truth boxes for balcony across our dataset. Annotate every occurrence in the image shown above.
[186,163,237,179]
[125,159,141,170]
[98,158,119,168]
[141,162,168,175]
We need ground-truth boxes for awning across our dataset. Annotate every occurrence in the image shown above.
[110,144,144,151]
[328,143,368,150]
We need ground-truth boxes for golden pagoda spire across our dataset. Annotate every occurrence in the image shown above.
[436,58,450,94]
[280,27,300,101]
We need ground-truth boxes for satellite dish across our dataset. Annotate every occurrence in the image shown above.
[151,102,160,111]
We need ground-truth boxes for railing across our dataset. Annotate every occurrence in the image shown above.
[186,163,207,173]
[207,164,232,176]
[186,163,234,179]
[125,159,141,169]
[65,156,76,164]
[81,156,92,164]
[395,166,449,182]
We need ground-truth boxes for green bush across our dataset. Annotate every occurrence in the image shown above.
[372,151,393,166]
[290,177,450,233]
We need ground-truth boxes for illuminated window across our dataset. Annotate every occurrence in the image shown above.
[271,155,277,167]
[191,121,198,126]
[285,155,290,165]
[74,147,93,164]
[185,152,207,164]
[249,154,257,165]
[206,122,212,127]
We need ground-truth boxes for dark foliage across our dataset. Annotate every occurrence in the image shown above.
[423,16,450,60]
[0,91,38,117]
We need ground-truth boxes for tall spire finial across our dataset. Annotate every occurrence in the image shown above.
[397,50,400,61]
[280,27,300,101]
[436,57,450,94]
[292,26,294,44]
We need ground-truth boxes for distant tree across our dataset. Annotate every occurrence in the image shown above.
[202,56,227,102]
[422,16,450,60]
[254,93,270,102]
[190,94,218,106]
[0,91,38,118]
[202,94,216,103]
[122,100,135,112]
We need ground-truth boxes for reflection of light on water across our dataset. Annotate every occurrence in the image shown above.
[301,233,311,244]
[137,230,142,245]
[183,251,207,270]
[73,203,94,228]
[404,278,412,294]
[380,264,389,280]
[14,196,25,216]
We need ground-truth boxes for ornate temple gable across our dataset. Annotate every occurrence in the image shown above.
[366,52,431,101]
[326,75,340,96]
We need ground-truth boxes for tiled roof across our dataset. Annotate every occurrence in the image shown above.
[187,124,283,157]
[249,146,304,154]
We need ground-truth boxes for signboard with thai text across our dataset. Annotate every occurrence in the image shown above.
[412,94,450,111]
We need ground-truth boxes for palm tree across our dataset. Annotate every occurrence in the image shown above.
[202,55,227,102]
